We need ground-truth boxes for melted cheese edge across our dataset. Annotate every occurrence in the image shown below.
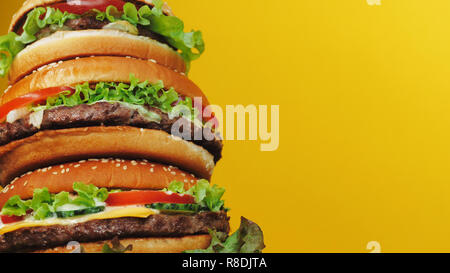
[0,207,156,235]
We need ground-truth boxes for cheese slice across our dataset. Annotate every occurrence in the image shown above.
[0,207,156,235]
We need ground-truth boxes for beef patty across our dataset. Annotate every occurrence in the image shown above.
[0,102,222,162]
[0,211,230,253]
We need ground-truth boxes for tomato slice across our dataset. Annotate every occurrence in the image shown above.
[50,0,126,14]
[0,86,74,123]
[1,215,24,224]
[106,191,195,207]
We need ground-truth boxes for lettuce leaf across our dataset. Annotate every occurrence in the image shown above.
[164,180,226,212]
[0,183,111,220]
[87,1,205,71]
[0,32,24,77]
[71,182,108,207]
[0,195,31,217]
[30,188,55,220]
[185,217,266,253]
[31,74,197,121]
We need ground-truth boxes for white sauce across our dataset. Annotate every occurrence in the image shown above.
[29,110,44,129]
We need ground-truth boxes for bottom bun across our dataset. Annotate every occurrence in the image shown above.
[33,235,212,253]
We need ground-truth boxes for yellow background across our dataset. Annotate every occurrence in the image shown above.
[3,0,450,252]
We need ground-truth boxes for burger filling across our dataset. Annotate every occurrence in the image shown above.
[0,0,205,76]
[0,180,230,252]
[0,75,222,161]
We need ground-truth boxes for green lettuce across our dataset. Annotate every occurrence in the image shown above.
[185,217,266,253]
[102,237,133,253]
[0,32,24,77]
[96,1,205,71]
[31,74,197,122]
[30,188,55,220]
[164,180,226,212]
[17,7,79,44]
[0,183,111,220]
[0,195,31,217]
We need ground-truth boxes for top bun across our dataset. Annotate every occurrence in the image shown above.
[0,159,199,208]
[10,0,174,32]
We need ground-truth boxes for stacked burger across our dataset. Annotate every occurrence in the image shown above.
[0,0,264,253]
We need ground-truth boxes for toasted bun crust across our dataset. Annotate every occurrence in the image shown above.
[33,235,211,253]
[0,126,215,186]
[2,56,207,106]
[0,159,199,207]
[10,0,174,32]
[9,30,186,83]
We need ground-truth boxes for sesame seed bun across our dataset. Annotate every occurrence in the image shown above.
[0,159,200,208]
[32,235,212,253]
[9,30,186,84]
[2,56,207,106]
[9,0,174,33]
[0,126,215,187]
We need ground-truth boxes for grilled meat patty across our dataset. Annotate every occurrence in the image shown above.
[0,211,230,253]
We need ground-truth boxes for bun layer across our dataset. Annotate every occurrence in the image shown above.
[9,30,186,83]
[33,235,211,253]
[2,56,208,106]
[0,126,215,186]
[0,159,200,208]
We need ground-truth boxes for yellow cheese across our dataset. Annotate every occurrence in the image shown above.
[0,207,156,235]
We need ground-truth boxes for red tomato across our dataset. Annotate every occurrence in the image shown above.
[0,86,74,122]
[1,215,24,224]
[106,191,195,207]
[50,0,126,14]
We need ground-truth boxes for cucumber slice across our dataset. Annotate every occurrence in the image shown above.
[56,206,105,218]
[146,203,201,214]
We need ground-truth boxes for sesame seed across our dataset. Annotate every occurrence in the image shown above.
[101,159,109,163]
[123,166,128,170]
[66,168,70,173]
[171,171,176,175]
[131,161,137,166]
[74,164,81,168]
[92,166,98,170]
[60,165,64,169]
[10,185,14,190]
[116,163,121,167]
[181,173,186,177]
[52,172,58,175]
[184,179,188,183]
[79,160,86,163]
[150,168,154,173]
[163,167,168,172]
[61,169,65,174]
